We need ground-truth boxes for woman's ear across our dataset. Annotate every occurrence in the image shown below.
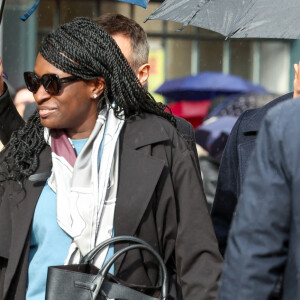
[89,77,106,99]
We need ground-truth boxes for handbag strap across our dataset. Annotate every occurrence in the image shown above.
[81,235,150,264]
[81,236,165,295]
[92,243,168,300]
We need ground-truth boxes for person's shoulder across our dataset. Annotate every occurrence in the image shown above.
[125,112,179,144]
[265,97,300,123]
[173,115,195,143]
[144,113,190,150]
[254,92,293,120]
[259,98,300,145]
[173,115,193,131]
[143,112,177,132]
[234,92,293,135]
[265,92,293,109]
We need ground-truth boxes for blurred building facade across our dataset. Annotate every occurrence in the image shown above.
[1,0,299,95]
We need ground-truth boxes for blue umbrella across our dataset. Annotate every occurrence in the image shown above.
[19,0,41,21]
[116,0,149,8]
[155,71,267,102]
[18,0,150,22]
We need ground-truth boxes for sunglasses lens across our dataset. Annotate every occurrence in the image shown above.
[42,74,59,95]
[24,72,40,93]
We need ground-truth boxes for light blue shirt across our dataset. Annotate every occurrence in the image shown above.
[26,179,73,300]
[26,138,115,300]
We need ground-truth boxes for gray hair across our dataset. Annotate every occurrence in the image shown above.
[94,13,149,71]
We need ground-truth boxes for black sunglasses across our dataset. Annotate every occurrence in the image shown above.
[24,72,81,95]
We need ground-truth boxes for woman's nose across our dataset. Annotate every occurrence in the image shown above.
[33,84,51,104]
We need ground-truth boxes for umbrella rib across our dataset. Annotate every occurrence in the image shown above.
[177,0,211,31]
[227,0,256,38]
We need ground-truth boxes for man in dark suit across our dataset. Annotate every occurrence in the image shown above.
[0,14,199,162]
[218,98,300,300]
[211,91,294,256]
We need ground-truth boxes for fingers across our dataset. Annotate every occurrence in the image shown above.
[294,61,300,98]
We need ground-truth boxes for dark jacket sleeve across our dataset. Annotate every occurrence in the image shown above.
[0,149,11,298]
[174,116,200,170]
[168,130,223,300]
[0,83,25,145]
[211,113,243,255]
[218,102,294,300]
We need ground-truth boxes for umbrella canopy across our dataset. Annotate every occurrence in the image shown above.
[156,72,267,102]
[168,100,211,128]
[117,0,149,8]
[146,0,300,39]
[195,116,237,160]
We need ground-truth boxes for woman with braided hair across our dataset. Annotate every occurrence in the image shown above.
[0,17,222,300]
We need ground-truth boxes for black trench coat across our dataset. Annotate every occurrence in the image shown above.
[0,97,222,300]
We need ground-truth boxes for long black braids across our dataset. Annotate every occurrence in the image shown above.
[2,111,45,183]
[3,17,176,183]
[40,17,175,122]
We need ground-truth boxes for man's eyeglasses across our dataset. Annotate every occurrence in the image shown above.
[24,72,81,95]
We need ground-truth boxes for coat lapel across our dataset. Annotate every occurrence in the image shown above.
[242,92,292,134]
[4,146,52,297]
[237,93,292,194]
[114,114,169,274]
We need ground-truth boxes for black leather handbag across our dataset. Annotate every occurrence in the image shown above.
[45,236,168,300]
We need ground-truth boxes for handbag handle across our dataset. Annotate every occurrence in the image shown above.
[81,236,164,295]
[90,243,168,300]
[81,235,151,264]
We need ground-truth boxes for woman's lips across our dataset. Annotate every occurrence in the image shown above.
[38,107,56,118]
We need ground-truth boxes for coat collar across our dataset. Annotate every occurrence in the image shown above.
[242,107,267,133]
[242,92,293,134]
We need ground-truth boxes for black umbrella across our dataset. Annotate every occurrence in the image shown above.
[146,0,300,39]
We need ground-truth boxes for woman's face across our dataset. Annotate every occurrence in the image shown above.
[33,53,101,139]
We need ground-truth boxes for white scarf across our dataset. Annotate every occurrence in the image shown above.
[44,106,124,268]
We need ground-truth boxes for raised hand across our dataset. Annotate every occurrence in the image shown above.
[294,61,300,98]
